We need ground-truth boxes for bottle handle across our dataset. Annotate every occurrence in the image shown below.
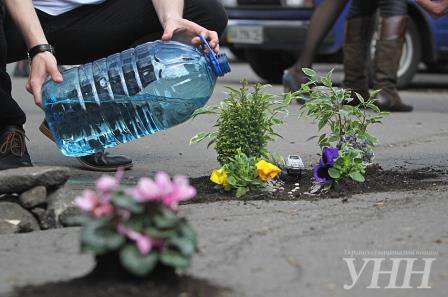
[198,34,224,77]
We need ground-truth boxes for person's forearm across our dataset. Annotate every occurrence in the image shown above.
[151,0,184,27]
[5,0,48,49]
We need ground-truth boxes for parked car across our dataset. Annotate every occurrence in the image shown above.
[220,0,448,88]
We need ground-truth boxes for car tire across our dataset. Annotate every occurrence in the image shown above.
[244,49,296,83]
[227,45,246,61]
[369,17,421,89]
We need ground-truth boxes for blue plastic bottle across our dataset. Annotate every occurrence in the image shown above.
[42,37,230,157]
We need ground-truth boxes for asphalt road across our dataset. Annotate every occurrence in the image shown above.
[0,61,447,297]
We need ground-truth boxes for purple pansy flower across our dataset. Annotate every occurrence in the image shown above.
[313,147,339,185]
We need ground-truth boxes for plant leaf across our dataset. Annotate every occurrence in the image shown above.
[169,237,196,257]
[80,217,125,254]
[160,249,190,269]
[154,208,179,229]
[328,167,341,179]
[236,187,249,198]
[120,245,158,277]
[355,92,365,104]
[349,172,365,183]
[302,68,316,77]
[63,214,93,227]
[190,132,210,145]
[111,194,143,214]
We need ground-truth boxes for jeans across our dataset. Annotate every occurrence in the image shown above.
[0,0,227,129]
[348,0,407,19]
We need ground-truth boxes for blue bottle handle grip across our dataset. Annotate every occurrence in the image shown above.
[198,34,224,77]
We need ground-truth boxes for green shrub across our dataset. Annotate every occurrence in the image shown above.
[191,81,291,165]
[296,69,388,183]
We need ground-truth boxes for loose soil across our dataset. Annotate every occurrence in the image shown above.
[188,165,448,202]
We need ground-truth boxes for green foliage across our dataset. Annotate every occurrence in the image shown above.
[222,149,263,197]
[191,81,291,165]
[297,69,388,183]
[80,216,125,254]
[298,69,388,149]
[75,191,198,277]
[120,245,158,277]
[328,144,366,183]
[111,194,143,214]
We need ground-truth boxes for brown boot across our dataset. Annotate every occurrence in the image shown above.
[373,16,413,112]
[343,16,376,103]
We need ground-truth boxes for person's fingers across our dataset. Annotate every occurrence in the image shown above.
[29,77,43,106]
[191,31,220,53]
[207,31,220,53]
[26,80,32,94]
[191,36,202,46]
[48,62,63,83]
[162,23,175,40]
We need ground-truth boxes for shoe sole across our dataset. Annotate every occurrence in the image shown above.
[39,122,133,172]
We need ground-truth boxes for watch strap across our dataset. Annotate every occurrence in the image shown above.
[27,44,55,61]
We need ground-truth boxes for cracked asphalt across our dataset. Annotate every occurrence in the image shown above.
[0,61,447,296]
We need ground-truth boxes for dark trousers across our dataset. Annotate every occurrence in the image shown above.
[348,0,407,19]
[0,0,227,129]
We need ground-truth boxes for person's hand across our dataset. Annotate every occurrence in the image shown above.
[161,18,220,53]
[26,51,63,107]
[416,0,448,18]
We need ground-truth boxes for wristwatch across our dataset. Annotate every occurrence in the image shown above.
[27,44,55,62]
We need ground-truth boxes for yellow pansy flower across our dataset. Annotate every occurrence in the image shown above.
[256,160,281,181]
[210,168,228,186]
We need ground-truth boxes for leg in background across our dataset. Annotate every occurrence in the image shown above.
[283,0,349,92]
[343,0,378,101]
[373,0,412,112]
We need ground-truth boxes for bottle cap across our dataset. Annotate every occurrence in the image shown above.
[198,35,231,77]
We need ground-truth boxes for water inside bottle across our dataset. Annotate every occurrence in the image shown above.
[43,41,215,157]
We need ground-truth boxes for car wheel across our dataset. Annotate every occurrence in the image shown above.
[244,49,296,83]
[370,17,421,89]
[227,45,246,61]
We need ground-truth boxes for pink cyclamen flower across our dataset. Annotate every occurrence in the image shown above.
[95,167,125,194]
[74,189,113,217]
[127,177,161,202]
[92,203,114,217]
[163,175,196,210]
[75,189,98,212]
[154,172,174,196]
[127,172,196,209]
[117,224,152,255]
[96,175,118,193]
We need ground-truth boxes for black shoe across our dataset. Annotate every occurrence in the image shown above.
[0,126,33,170]
[39,121,133,172]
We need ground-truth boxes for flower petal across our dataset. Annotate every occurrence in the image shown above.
[93,202,114,217]
[114,167,125,183]
[74,190,98,211]
[135,177,161,201]
[135,234,152,255]
[96,175,118,193]
[155,172,173,196]
[256,160,281,181]
[173,175,189,187]
[210,168,228,185]
[321,147,339,166]
[313,164,333,185]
